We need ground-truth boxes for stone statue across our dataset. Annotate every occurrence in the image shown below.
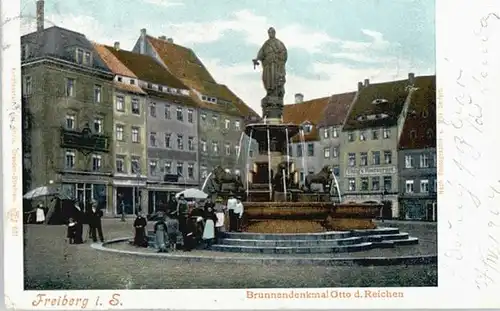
[304,165,333,193]
[253,27,288,119]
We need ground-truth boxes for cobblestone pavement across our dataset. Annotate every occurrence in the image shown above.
[24,219,437,289]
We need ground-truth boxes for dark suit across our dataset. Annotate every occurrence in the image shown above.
[88,208,104,242]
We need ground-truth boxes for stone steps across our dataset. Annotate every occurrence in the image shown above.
[211,242,374,254]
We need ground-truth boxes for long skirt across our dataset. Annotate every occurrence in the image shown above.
[156,229,167,250]
[134,228,147,247]
[36,208,45,223]
[202,219,215,240]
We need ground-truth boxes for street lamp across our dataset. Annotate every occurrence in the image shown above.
[380,187,388,221]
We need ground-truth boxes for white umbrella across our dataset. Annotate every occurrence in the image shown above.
[175,188,208,200]
[23,186,70,200]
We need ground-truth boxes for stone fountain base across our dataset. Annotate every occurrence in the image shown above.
[242,202,381,233]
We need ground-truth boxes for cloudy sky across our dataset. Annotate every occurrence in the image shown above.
[21,0,435,114]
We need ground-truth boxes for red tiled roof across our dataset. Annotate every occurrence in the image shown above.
[398,75,436,150]
[343,78,411,131]
[317,92,356,128]
[283,96,330,142]
[93,43,137,77]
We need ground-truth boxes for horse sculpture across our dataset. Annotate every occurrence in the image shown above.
[212,165,244,192]
[304,165,333,192]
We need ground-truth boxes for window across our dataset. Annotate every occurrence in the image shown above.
[297,145,303,157]
[371,177,380,191]
[65,150,75,168]
[131,98,140,114]
[147,83,153,89]
[23,76,32,95]
[93,118,103,134]
[307,143,314,157]
[131,157,140,174]
[76,48,83,64]
[188,109,194,123]
[116,95,125,111]
[235,120,241,130]
[188,164,194,179]
[94,85,102,103]
[332,127,338,138]
[212,115,218,126]
[348,153,356,167]
[288,145,293,156]
[421,179,429,193]
[235,144,241,156]
[164,162,172,174]
[130,79,135,85]
[300,172,305,182]
[65,114,75,129]
[176,106,183,121]
[177,162,183,176]
[384,151,392,164]
[405,155,414,168]
[405,180,414,193]
[361,177,369,191]
[131,127,139,143]
[427,129,434,140]
[348,178,356,191]
[372,129,379,140]
[323,128,330,139]
[303,123,313,133]
[372,151,380,165]
[332,146,339,158]
[323,147,330,158]
[92,154,102,171]
[201,140,207,152]
[149,160,158,175]
[116,156,125,173]
[359,131,366,141]
[333,166,340,176]
[164,104,171,119]
[383,176,392,191]
[422,109,429,118]
[225,119,230,129]
[201,113,207,122]
[249,150,254,157]
[164,133,171,148]
[116,125,124,141]
[434,179,438,193]
[177,134,184,150]
[150,103,156,117]
[188,136,194,151]
[158,85,163,92]
[360,152,368,166]
[383,128,391,139]
[83,51,91,65]
[420,154,429,168]
[66,78,75,97]
[201,166,208,179]
[348,132,354,142]
[212,141,219,153]
[150,132,157,146]
[117,77,122,82]
[410,130,417,140]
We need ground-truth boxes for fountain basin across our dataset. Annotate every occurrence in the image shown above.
[242,202,382,233]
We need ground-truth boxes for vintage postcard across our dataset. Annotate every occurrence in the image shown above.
[2,0,500,309]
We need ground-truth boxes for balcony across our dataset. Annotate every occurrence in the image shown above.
[60,127,110,152]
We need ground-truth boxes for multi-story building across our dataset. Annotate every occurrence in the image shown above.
[94,43,149,216]
[22,7,114,213]
[340,73,418,218]
[101,43,200,212]
[283,94,330,187]
[398,75,437,221]
[131,29,259,185]
[316,92,356,195]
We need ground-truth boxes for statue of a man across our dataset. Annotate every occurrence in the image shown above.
[252,27,288,99]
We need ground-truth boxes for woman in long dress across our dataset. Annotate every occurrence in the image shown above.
[153,212,168,252]
[202,205,217,249]
[133,213,148,247]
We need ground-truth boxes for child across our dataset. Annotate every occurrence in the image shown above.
[67,217,77,244]
[165,211,179,251]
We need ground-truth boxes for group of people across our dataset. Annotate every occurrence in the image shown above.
[131,193,245,252]
[66,200,105,244]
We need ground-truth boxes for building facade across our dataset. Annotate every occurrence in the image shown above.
[22,21,115,213]
[340,74,418,218]
[398,75,437,221]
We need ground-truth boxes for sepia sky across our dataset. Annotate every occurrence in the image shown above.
[21,0,435,113]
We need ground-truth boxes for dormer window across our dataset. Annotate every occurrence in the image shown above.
[410,130,417,140]
[75,48,92,65]
[76,48,84,64]
[147,83,152,89]
[371,98,389,105]
[158,85,163,92]
[83,51,91,65]
[302,122,313,133]
[130,79,135,85]
[117,76,122,82]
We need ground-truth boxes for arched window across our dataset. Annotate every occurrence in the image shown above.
[410,130,417,140]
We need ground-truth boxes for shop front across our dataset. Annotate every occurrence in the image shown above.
[147,183,187,215]
[60,182,108,213]
[112,178,147,217]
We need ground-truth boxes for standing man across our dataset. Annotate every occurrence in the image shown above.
[226,194,238,232]
[73,201,84,244]
[234,197,245,232]
[88,200,105,243]
[176,194,189,250]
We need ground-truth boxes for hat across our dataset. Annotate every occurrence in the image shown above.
[196,216,203,223]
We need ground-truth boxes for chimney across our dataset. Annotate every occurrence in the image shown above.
[114,42,120,50]
[158,35,167,40]
[167,38,174,43]
[408,72,415,85]
[140,28,147,54]
[364,79,369,86]
[36,0,44,32]
[358,81,363,90]
[295,93,304,104]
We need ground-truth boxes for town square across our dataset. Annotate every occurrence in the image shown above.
[20,0,437,290]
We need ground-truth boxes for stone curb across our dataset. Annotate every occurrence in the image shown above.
[92,237,437,267]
